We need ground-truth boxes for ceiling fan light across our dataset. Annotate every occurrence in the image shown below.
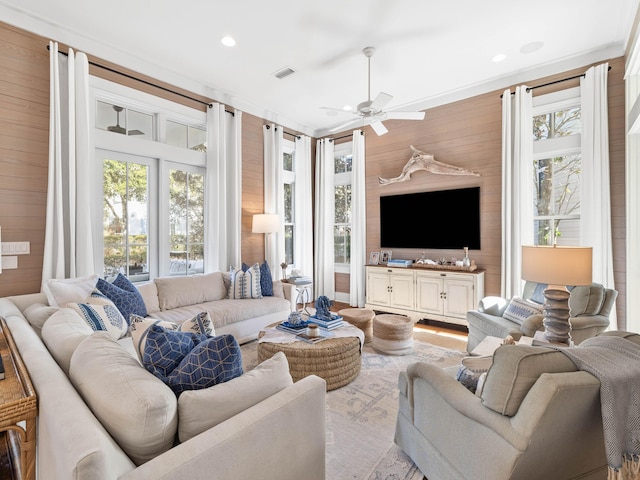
[343,105,352,111]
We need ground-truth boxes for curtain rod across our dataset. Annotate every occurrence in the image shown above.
[47,44,217,108]
[330,130,364,142]
[264,124,301,139]
[500,65,612,98]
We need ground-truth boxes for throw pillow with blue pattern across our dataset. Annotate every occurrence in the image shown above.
[143,324,243,395]
[242,261,274,296]
[130,312,215,361]
[228,263,262,299]
[502,297,544,325]
[97,273,147,323]
[67,289,128,340]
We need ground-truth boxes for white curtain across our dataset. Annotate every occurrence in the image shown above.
[580,63,617,325]
[42,41,94,282]
[205,105,242,272]
[294,135,314,281]
[501,86,534,298]
[314,138,335,297]
[263,124,285,278]
[350,130,366,306]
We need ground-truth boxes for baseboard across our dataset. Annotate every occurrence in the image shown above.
[417,318,469,333]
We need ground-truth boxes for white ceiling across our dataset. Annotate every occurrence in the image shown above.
[2,0,639,137]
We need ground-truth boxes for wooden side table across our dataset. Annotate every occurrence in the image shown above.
[0,317,37,480]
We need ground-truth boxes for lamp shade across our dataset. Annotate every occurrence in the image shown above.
[521,245,592,286]
[252,214,281,234]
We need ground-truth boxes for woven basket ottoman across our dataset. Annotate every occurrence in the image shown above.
[258,327,361,391]
[338,308,375,343]
[372,314,414,355]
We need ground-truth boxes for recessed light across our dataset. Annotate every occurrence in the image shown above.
[221,35,236,47]
[520,41,544,54]
[492,53,507,63]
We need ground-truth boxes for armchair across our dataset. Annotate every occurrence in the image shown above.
[395,331,640,480]
[466,282,617,353]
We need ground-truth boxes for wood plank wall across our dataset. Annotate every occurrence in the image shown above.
[360,56,627,327]
[0,19,627,326]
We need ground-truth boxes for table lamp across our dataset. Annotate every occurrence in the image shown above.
[521,245,592,345]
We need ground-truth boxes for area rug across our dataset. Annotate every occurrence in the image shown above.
[241,329,467,480]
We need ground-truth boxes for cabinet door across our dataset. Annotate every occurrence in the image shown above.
[367,271,390,306]
[389,272,414,310]
[443,278,475,319]
[415,275,444,315]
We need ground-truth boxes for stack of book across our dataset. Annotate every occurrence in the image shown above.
[276,321,309,335]
[307,314,344,330]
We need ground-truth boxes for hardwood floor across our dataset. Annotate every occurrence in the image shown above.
[326,300,469,342]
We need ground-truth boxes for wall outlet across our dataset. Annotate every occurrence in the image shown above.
[0,256,18,269]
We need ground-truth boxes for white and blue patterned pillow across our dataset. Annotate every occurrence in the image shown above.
[242,261,274,296]
[67,290,128,340]
[228,264,262,299]
[502,297,544,325]
[142,325,243,395]
[97,273,147,323]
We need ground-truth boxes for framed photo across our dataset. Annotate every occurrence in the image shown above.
[369,251,380,265]
[381,250,392,263]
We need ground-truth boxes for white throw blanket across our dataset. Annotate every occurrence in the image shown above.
[557,336,640,480]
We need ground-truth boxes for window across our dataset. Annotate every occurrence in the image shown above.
[334,143,353,265]
[169,167,205,275]
[283,140,295,265]
[92,77,207,280]
[101,152,154,281]
[532,88,581,246]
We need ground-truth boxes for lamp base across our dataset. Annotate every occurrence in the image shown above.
[542,288,572,345]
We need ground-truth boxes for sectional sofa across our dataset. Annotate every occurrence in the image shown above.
[0,271,326,480]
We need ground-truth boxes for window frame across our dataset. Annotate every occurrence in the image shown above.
[333,141,353,274]
[531,86,582,246]
[282,139,296,267]
[90,76,207,281]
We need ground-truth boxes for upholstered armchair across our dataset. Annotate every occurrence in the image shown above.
[465,282,617,353]
[395,331,640,480]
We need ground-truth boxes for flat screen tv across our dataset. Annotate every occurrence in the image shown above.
[380,186,481,250]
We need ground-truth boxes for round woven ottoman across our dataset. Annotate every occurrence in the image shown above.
[372,314,414,355]
[338,308,375,343]
[258,331,361,391]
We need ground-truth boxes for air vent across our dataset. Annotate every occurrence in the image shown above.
[273,67,295,80]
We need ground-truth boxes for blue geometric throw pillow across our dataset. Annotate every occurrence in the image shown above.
[164,334,243,395]
[97,273,147,323]
[142,324,208,379]
[142,324,243,396]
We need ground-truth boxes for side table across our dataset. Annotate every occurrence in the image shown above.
[0,317,37,480]
[294,282,313,315]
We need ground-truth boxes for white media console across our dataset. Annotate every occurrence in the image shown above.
[365,265,485,327]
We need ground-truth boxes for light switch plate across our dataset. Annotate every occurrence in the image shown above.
[0,256,18,269]
[1,242,30,255]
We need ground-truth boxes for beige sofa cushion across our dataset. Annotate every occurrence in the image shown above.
[69,332,178,466]
[41,308,94,374]
[480,345,577,416]
[177,351,293,442]
[154,273,227,310]
[23,302,59,336]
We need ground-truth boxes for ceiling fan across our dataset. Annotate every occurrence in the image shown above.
[324,46,425,136]
[107,105,144,136]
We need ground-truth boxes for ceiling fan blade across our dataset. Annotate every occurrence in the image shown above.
[385,111,426,120]
[370,120,388,136]
[370,92,393,111]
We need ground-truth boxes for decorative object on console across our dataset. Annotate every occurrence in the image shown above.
[378,145,481,185]
[521,245,593,345]
[280,261,288,280]
[381,250,392,263]
[369,251,380,265]
[314,295,333,322]
[462,247,471,267]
